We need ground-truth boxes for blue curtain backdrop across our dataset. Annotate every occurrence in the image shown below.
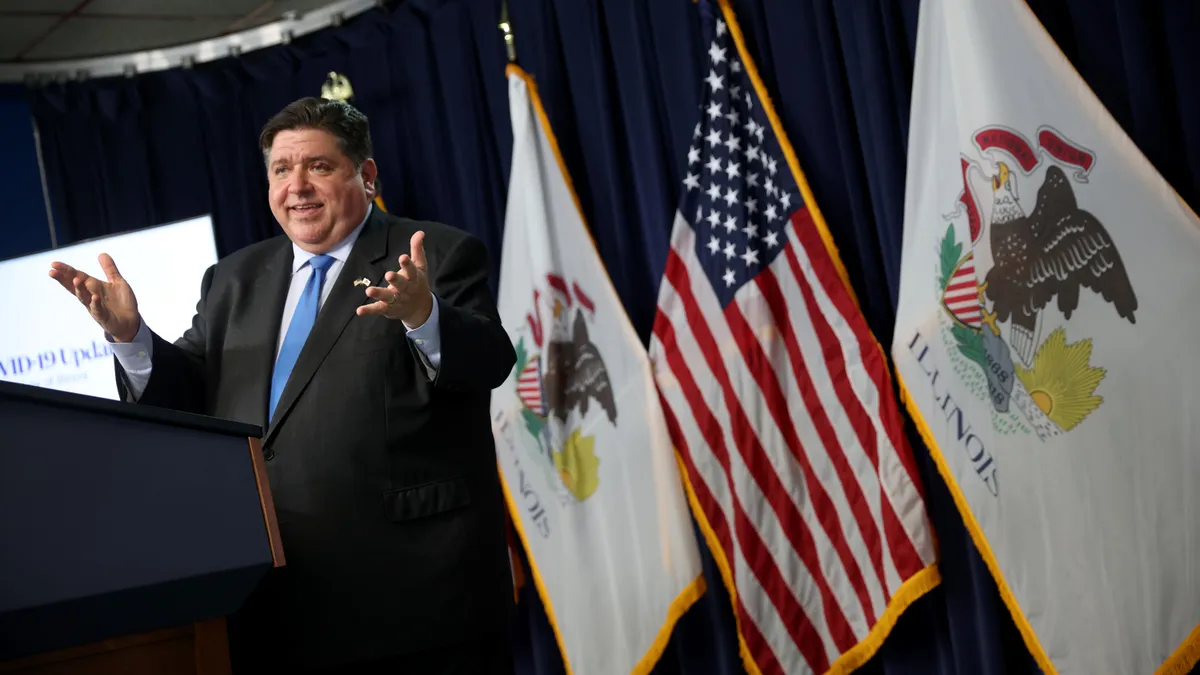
[0,84,52,259]
[23,0,1200,673]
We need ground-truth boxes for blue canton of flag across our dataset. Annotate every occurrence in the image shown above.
[680,13,801,309]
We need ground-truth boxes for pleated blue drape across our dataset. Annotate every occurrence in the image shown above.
[23,1,1200,673]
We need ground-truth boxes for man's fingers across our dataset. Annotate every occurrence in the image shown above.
[409,231,427,270]
[385,269,411,288]
[68,274,89,302]
[49,263,112,311]
[89,294,107,320]
[83,276,106,301]
[48,261,76,279]
[81,276,109,308]
[364,286,398,304]
[355,300,391,317]
[48,262,84,294]
[48,269,75,294]
[47,259,132,337]
[97,253,123,284]
[398,254,420,281]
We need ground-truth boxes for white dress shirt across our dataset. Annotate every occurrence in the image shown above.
[111,204,442,401]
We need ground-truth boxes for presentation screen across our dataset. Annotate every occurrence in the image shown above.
[0,216,219,401]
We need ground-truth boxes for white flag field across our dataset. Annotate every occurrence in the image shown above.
[893,0,1200,673]
[491,65,705,675]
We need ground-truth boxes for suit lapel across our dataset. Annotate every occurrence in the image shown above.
[238,241,293,433]
[265,210,394,444]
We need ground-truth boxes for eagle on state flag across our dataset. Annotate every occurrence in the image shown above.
[543,301,617,426]
[983,161,1138,358]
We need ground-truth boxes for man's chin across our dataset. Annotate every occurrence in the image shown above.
[283,221,335,250]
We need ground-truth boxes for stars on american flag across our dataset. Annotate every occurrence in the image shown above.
[708,43,727,65]
[705,71,723,92]
[678,17,800,305]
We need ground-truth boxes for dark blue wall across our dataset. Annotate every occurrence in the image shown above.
[0,85,53,260]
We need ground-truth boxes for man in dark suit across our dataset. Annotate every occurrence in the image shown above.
[48,97,517,674]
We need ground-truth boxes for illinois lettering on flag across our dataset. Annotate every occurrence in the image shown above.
[648,1,938,674]
[491,65,704,675]
[893,0,1200,673]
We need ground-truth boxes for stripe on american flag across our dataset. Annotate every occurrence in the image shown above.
[648,2,936,673]
[660,240,851,662]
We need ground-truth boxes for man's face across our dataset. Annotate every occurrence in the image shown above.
[267,128,377,253]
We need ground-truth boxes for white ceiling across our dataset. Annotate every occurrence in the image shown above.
[0,0,347,62]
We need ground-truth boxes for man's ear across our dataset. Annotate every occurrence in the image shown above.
[361,158,379,198]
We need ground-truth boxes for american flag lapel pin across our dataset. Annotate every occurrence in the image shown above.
[353,277,371,287]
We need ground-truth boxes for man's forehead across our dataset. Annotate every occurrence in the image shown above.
[269,128,345,161]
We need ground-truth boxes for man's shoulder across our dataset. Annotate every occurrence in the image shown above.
[215,234,290,273]
[199,234,289,290]
[377,211,478,252]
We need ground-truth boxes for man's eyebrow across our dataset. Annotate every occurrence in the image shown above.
[269,155,337,169]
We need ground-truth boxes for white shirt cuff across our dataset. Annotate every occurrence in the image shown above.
[107,318,153,400]
[404,293,442,373]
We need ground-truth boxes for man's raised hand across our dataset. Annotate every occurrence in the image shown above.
[357,230,433,328]
[48,253,141,342]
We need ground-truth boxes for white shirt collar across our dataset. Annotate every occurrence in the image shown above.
[290,202,374,273]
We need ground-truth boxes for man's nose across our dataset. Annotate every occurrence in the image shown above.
[287,170,313,194]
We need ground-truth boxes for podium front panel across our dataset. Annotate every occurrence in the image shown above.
[0,383,272,660]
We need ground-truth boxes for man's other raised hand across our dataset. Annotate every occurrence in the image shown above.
[48,253,141,342]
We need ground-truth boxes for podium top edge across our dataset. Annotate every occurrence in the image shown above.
[0,380,262,439]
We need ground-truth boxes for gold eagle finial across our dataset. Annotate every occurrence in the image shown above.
[320,72,354,102]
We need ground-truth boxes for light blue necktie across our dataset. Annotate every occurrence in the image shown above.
[269,254,334,421]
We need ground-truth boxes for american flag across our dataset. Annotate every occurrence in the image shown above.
[648,3,938,673]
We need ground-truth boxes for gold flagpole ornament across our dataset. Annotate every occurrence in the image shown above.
[320,71,354,102]
[498,0,516,64]
[316,71,388,212]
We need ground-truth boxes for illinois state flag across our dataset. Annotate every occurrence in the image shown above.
[893,0,1200,673]
[491,65,704,675]
[649,1,938,674]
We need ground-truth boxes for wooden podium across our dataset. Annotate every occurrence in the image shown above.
[0,381,283,674]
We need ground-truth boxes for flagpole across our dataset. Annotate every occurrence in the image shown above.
[498,0,516,63]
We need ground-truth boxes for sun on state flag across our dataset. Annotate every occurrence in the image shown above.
[648,1,940,674]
